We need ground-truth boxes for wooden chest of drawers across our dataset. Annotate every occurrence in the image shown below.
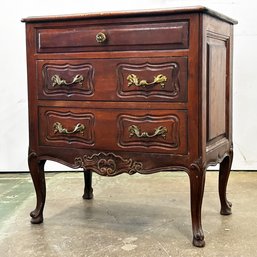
[23,6,237,247]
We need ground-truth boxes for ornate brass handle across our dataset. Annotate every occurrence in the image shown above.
[128,125,167,139]
[51,74,84,87]
[96,32,107,43]
[127,74,167,88]
[53,122,85,134]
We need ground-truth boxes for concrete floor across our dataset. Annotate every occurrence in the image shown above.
[0,171,257,257]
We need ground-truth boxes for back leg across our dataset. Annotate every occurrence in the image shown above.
[219,149,233,215]
[83,169,93,200]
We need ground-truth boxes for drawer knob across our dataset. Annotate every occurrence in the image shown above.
[96,32,107,43]
[51,74,84,87]
[127,74,167,88]
[128,125,167,139]
[53,122,85,135]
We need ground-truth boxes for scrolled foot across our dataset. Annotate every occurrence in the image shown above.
[220,200,232,215]
[189,160,206,248]
[193,232,205,247]
[30,209,43,224]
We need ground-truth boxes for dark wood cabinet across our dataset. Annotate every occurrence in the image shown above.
[22,6,237,247]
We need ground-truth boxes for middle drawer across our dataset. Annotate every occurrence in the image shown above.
[37,56,188,102]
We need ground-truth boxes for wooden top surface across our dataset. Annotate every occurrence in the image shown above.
[22,6,237,24]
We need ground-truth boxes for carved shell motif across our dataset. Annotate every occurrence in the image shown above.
[74,152,143,176]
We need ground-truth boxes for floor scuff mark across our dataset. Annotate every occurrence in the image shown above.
[121,237,138,251]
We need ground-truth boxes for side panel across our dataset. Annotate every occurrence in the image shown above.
[206,34,228,142]
[201,14,233,164]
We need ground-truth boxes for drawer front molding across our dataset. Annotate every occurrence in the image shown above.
[39,61,94,99]
[37,21,188,53]
[74,152,143,176]
[39,108,95,147]
[117,113,188,152]
[117,58,187,101]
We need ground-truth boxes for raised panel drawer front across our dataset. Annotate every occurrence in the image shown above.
[39,107,95,148]
[38,57,187,101]
[38,60,94,100]
[117,57,187,101]
[39,107,188,154]
[37,20,189,53]
[118,114,187,152]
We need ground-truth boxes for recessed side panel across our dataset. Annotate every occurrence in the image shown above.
[206,33,229,143]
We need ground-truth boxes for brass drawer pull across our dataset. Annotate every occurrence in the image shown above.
[53,122,85,134]
[128,125,167,139]
[127,74,167,88]
[96,32,107,43]
[51,74,84,87]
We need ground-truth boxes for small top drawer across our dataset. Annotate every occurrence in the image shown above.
[37,21,189,53]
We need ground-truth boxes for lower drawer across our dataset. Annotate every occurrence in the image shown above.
[38,107,188,154]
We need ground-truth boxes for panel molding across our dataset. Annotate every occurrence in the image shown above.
[206,31,230,144]
[117,59,187,101]
[117,114,180,150]
[39,109,95,146]
[40,61,94,99]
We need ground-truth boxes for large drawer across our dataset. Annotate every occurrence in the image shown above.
[38,107,188,154]
[37,56,188,102]
[37,20,189,53]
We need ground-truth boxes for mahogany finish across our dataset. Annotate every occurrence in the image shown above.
[23,7,237,247]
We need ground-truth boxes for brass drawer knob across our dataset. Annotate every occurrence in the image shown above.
[53,122,85,134]
[127,74,167,88]
[128,125,167,139]
[96,32,107,43]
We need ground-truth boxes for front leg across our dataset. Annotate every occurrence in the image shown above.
[219,149,233,215]
[28,151,46,224]
[188,161,206,247]
[83,169,93,199]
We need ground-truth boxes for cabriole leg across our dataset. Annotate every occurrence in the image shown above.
[219,149,233,215]
[188,162,206,247]
[28,152,46,224]
[83,169,93,199]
